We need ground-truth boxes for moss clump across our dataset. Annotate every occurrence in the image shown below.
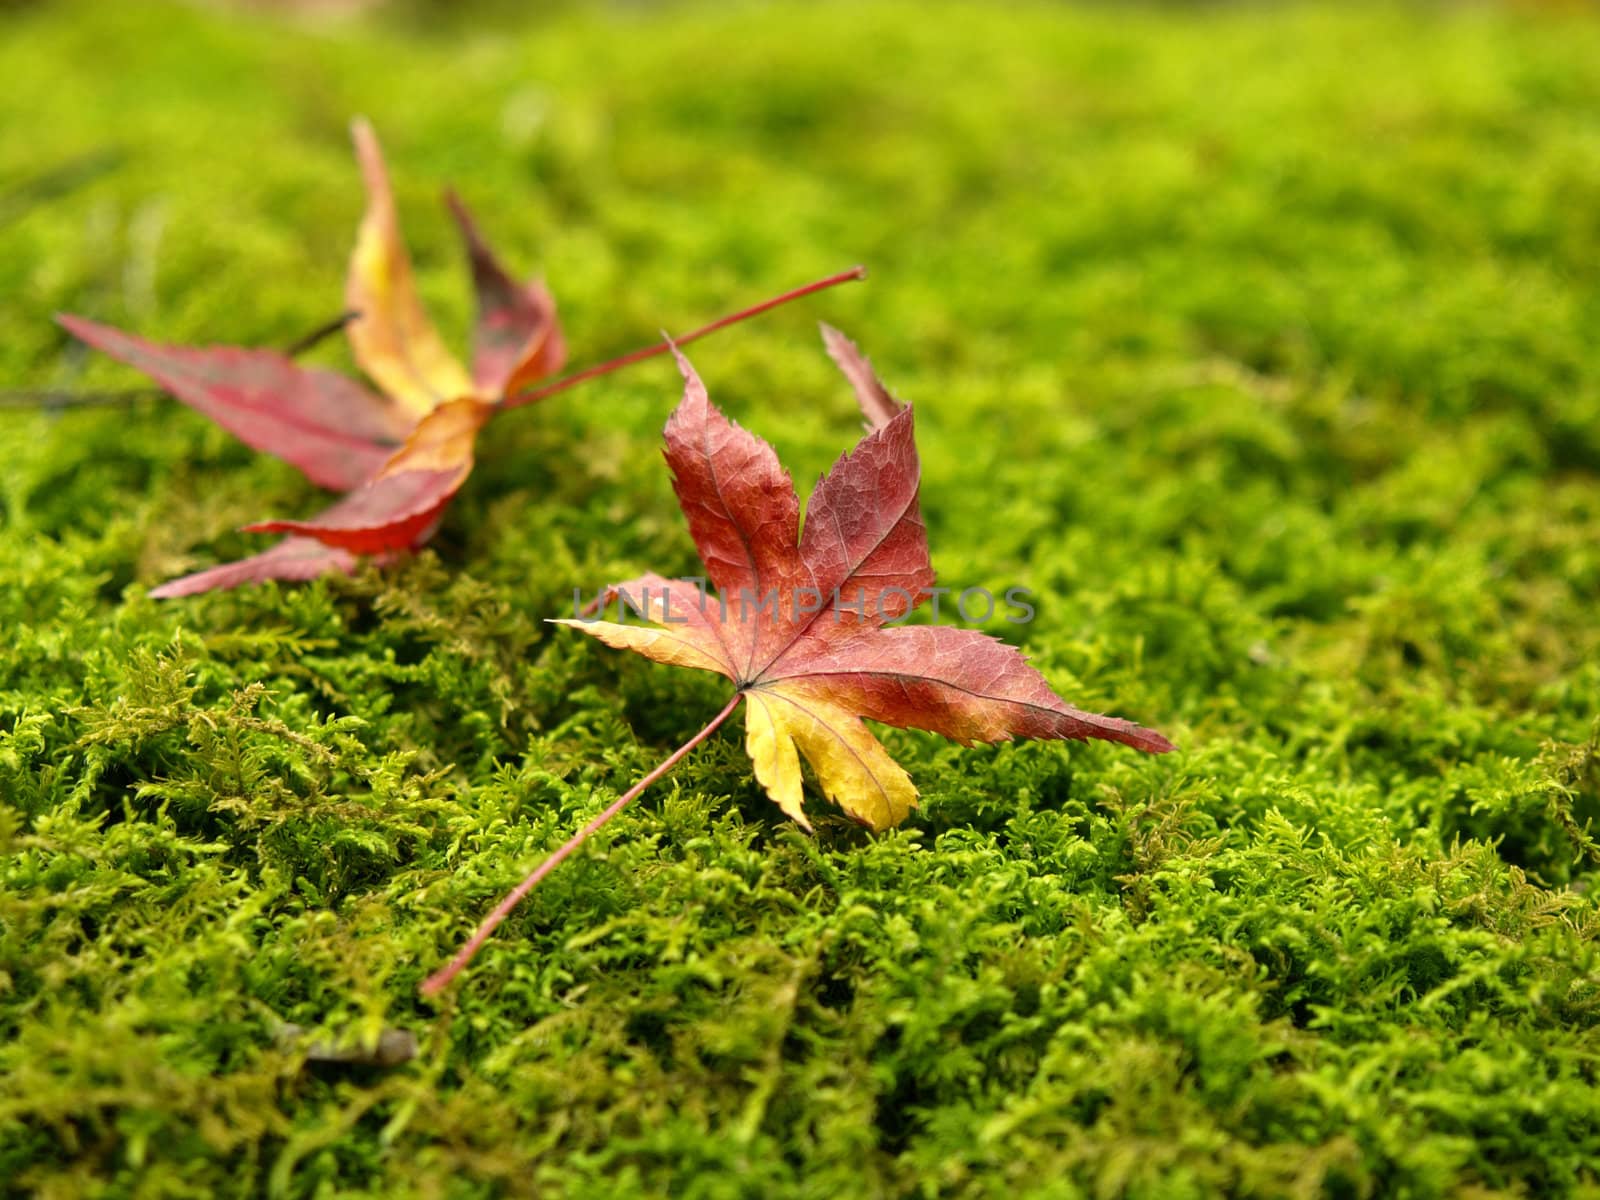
[4,1,1600,1196]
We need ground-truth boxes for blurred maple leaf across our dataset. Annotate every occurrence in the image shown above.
[60,120,861,597]
[422,327,1173,995]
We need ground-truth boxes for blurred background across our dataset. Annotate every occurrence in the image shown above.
[6,4,1600,1197]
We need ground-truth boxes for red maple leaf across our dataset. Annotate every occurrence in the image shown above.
[422,326,1173,995]
[59,119,862,597]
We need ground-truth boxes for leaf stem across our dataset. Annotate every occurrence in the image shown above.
[419,692,746,997]
[502,265,867,407]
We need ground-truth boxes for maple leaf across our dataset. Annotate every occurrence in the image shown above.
[59,119,863,598]
[421,328,1173,996]
[558,332,1175,828]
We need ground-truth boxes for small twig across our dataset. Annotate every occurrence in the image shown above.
[282,308,362,358]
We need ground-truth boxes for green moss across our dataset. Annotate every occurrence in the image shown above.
[4,1,1600,1195]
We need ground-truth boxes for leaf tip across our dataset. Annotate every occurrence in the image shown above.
[665,337,707,398]
[820,323,903,431]
[55,311,96,339]
[1142,730,1179,754]
[349,116,388,195]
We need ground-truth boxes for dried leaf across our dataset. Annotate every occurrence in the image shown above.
[417,327,1175,995]
[56,315,407,492]
[446,189,567,398]
[344,118,475,416]
[148,536,363,600]
[60,120,861,598]
[241,397,491,554]
[558,331,1173,831]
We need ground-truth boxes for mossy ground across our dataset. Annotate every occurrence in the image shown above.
[4,1,1600,1196]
